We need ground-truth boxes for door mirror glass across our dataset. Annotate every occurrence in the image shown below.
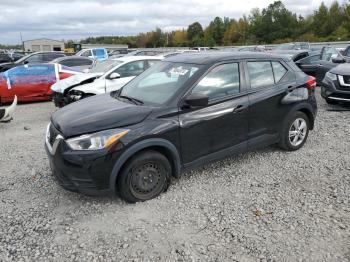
[185,93,208,107]
[332,57,345,64]
[109,72,121,79]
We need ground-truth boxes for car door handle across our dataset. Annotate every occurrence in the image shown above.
[288,85,296,91]
[233,105,246,113]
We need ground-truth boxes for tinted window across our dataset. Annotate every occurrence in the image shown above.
[60,58,92,67]
[25,54,43,63]
[345,48,350,57]
[300,43,309,49]
[247,61,274,89]
[115,61,145,77]
[297,54,320,64]
[42,53,65,62]
[192,63,240,100]
[272,62,287,83]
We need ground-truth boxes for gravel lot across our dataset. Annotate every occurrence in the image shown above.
[0,89,349,261]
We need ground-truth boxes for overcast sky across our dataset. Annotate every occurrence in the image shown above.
[0,0,335,44]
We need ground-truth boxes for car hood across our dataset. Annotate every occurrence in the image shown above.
[51,72,103,93]
[51,94,153,138]
[329,63,350,75]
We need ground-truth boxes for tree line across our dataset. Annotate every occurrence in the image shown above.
[71,0,350,48]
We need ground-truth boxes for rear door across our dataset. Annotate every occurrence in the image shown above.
[295,54,320,76]
[179,61,249,165]
[246,59,296,148]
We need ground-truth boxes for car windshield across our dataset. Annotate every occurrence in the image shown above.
[89,60,122,73]
[276,44,295,50]
[118,62,201,105]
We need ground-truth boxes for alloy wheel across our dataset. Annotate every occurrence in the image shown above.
[289,118,307,147]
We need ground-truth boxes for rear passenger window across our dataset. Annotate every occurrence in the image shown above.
[192,63,240,101]
[247,61,274,89]
[272,62,287,83]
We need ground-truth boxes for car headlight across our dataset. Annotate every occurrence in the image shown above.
[66,129,129,150]
[325,72,337,81]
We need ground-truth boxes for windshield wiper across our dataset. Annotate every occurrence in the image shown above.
[119,95,144,105]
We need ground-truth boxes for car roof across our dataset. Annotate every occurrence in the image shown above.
[164,51,292,65]
[111,56,163,62]
[52,56,93,62]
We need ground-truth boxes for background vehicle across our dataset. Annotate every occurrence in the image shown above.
[46,52,317,202]
[76,48,108,61]
[51,56,162,107]
[51,56,95,71]
[295,52,321,76]
[0,53,24,63]
[0,51,66,73]
[125,50,164,57]
[315,46,350,84]
[321,63,350,104]
[274,42,311,51]
[0,64,80,103]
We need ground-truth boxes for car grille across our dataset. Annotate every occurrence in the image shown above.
[343,75,350,84]
[49,124,60,146]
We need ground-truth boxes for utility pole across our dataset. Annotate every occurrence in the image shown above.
[20,32,24,52]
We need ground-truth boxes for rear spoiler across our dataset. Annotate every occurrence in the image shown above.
[0,95,17,122]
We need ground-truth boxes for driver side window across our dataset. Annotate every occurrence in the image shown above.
[191,63,240,101]
[115,61,145,78]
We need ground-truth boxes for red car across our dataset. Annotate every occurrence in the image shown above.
[0,64,81,103]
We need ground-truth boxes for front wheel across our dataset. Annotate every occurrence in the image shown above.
[279,111,310,151]
[117,151,171,203]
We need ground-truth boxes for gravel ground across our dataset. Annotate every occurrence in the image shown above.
[0,89,349,262]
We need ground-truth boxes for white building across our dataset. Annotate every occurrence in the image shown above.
[23,38,65,52]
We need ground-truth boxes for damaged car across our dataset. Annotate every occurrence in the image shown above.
[0,64,81,103]
[45,52,317,202]
[51,56,162,107]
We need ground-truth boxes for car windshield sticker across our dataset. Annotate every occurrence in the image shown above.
[169,66,189,76]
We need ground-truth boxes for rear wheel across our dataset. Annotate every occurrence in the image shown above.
[279,111,309,151]
[117,151,171,203]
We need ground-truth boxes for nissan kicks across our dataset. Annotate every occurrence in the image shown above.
[45,52,317,203]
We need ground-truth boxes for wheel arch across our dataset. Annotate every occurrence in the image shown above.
[285,103,316,130]
[109,138,182,194]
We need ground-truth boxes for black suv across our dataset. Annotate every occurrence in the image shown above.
[45,52,317,202]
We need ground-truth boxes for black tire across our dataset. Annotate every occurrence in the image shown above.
[117,150,171,203]
[279,111,310,151]
[325,98,337,105]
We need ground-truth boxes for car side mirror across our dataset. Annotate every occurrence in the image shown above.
[184,93,209,108]
[23,61,29,64]
[109,72,121,79]
[332,57,345,64]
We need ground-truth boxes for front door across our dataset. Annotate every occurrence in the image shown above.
[179,62,249,165]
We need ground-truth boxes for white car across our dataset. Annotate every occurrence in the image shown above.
[51,56,163,107]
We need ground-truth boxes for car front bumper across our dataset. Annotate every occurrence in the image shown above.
[321,77,350,102]
[44,125,123,196]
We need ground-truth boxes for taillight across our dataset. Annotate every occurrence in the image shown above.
[306,76,316,90]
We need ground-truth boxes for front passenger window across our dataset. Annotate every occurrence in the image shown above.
[115,61,145,77]
[191,63,240,101]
